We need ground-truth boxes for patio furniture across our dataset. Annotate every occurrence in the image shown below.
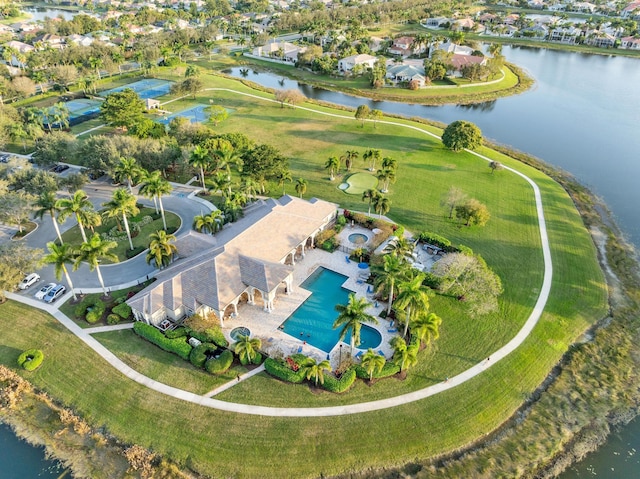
[345,255,351,264]
[387,328,397,333]
[355,351,364,359]
[377,350,386,358]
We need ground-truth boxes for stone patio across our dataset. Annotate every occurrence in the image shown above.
[220,247,396,369]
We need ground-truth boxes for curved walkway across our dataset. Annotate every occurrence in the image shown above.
[10,90,553,417]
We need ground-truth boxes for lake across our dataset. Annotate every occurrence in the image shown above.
[23,7,78,22]
[0,423,64,478]
[227,46,640,477]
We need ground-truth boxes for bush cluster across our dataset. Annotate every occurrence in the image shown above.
[112,302,132,320]
[189,343,219,368]
[354,361,400,380]
[74,296,105,323]
[205,349,233,374]
[189,328,228,348]
[322,368,357,393]
[264,358,306,383]
[133,322,192,360]
[126,246,145,259]
[106,313,121,325]
[17,349,44,371]
[165,327,188,339]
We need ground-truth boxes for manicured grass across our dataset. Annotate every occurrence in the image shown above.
[59,207,181,263]
[343,172,378,195]
[0,72,608,478]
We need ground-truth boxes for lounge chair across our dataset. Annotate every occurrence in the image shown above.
[387,328,397,333]
[377,350,386,358]
[355,351,364,359]
[297,345,303,353]
[345,255,351,264]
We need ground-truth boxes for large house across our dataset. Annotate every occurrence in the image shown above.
[127,196,337,328]
[338,53,377,73]
[388,36,423,58]
[252,41,306,63]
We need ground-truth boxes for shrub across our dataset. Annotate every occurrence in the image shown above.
[112,302,132,320]
[458,244,474,255]
[85,299,106,324]
[393,225,405,237]
[322,368,357,393]
[352,212,368,225]
[418,232,451,249]
[126,246,145,259]
[187,327,228,348]
[166,226,178,235]
[165,327,188,339]
[355,361,400,380]
[422,272,443,289]
[205,349,233,374]
[17,349,44,371]
[315,228,336,246]
[336,215,347,227]
[252,352,263,365]
[133,322,192,360]
[107,314,121,325]
[264,358,306,383]
[190,343,219,368]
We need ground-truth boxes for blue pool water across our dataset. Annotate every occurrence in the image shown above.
[282,267,382,353]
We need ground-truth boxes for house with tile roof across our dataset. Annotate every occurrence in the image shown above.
[127,195,337,328]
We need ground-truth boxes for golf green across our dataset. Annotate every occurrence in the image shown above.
[343,172,378,195]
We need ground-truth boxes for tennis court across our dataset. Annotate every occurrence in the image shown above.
[158,105,210,124]
[100,79,173,100]
[61,98,102,126]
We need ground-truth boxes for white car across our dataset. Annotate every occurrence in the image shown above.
[43,285,66,303]
[18,273,40,290]
[35,283,57,300]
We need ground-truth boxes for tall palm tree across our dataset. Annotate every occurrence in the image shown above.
[275,169,292,195]
[394,273,430,338]
[341,150,359,171]
[212,171,232,197]
[212,144,243,180]
[193,213,215,234]
[43,242,78,301]
[146,230,177,269]
[412,312,442,348]
[376,167,396,193]
[372,194,391,218]
[189,145,211,193]
[234,334,262,364]
[102,188,139,250]
[300,357,331,386]
[139,171,172,230]
[113,157,144,194]
[33,191,63,245]
[73,233,118,297]
[333,293,377,355]
[324,156,340,181]
[381,156,397,171]
[56,190,94,243]
[362,188,380,216]
[240,177,260,202]
[390,336,418,372]
[360,349,386,381]
[385,236,415,261]
[372,254,410,316]
[295,178,307,198]
[363,149,382,171]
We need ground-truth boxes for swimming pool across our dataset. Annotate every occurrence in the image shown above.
[281,267,382,353]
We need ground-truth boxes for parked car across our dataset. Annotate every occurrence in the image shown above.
[35,282,57,300]
[43,285,66,303]
[0,154,9,163]
[18,273,40,290]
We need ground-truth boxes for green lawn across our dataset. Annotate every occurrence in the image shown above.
[344,172,379,195]
[0,72,608,479]
[59,207,181,263]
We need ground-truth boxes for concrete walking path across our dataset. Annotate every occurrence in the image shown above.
[7,91,553,417]
[204,364,266,398]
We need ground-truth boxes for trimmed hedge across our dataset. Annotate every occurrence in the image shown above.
[355,361,401,380]
[17,349,44,371]
[126,246,145,259]
[86,300,106,324]
[165,327,188,339]
[112,303,132,320]
[189,343,219,368]
[133,322,192,360]
[106,314,121,325]
[264,358,306,384]
[322,368,357,393]
[189,328,228,348]
[418,232,451,249]
[204,349,233,374]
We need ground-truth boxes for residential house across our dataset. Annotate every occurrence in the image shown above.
[127,196,337,328]
[549,25,581,43]
[386,63,426,87]
[435,41,474,56]
[449,54,487,77]
[572,2,597,13]
[367,36,386,53]
[424,17,449,28]
[620,35,640,49]
[585,32,616,48]
[33,33,65,49]
[67,34,94,47]
[622,1,640,18]
[521,24,548,38]
[252,41,306,64]
[4,40,34,68]
[338,53,377,73]
[388,36,423,58]
[452,18,476,32]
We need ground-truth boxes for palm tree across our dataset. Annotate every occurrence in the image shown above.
[139,171,172,230]
[193,213,215,234]
[102,188,140,250]
[390,336,418,373]
[360,348,386,381]
[212,171,232,197]
[74,233,118,297]
[412,312,442,348]
[362,188,380,216]
[341,150,359,171]
[385,236,415,261]
[381,156,397,171]
[43,242,78,301]
[333,293,377,355]
[33,191,64,245]
[376,167,396,193]
[240,177,260,202]
[394,273,430,338]
[212,144,242,180]
[113,157,144,194]
[372,194,391,218]
[56,190,94,243]
[89,56,103,79]
[325,156,340,181]
[234,334,262,364]
[275,169,292,195]
[363,149,382,171]
[295,178,307,198]
[372,254,410,316]
[299,357,331,386]
[146,230,177,269]
[189,145,211,193]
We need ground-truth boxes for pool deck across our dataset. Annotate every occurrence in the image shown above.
[221,247,395,369]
